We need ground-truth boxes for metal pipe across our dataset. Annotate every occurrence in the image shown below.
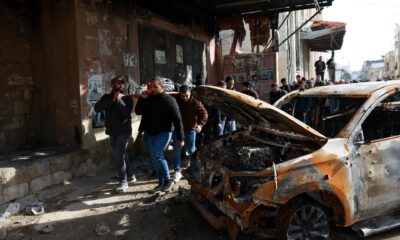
[278,11,291,30]
[279,8,322,47]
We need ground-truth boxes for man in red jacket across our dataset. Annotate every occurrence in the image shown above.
[173,85,208,181]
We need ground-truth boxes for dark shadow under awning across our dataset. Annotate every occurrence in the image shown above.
[302,20,346,52]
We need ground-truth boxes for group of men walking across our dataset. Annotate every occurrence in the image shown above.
[95,76,211,193]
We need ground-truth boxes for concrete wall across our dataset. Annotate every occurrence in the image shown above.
[0,1,34,153]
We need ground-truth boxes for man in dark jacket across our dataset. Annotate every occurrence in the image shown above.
[241,81,259,99]
[173,85,208,181]
[280,78,292,92]
[94,76,136,193]
[314,56,326,81]
[135,77,184,193]
[269,83,287,104]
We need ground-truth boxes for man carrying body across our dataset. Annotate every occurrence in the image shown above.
[173,85,208,181]
[135,77,184,193]
[94,76,136,193]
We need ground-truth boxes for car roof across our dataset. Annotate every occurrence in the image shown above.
[299,80,400,97]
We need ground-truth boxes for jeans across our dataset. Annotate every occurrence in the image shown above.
[173,130,196,172]
[225,119,237,133]
[144,132,172,185]
[109,133,133,184]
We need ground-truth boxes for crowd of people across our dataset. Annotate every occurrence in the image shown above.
[94,55,358,194]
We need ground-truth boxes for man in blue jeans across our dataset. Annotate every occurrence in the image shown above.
[135,77,184,193]
[94,76,136,193]
[172,85,208,181]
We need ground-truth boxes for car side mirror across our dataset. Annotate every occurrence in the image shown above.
[353,130,365,146]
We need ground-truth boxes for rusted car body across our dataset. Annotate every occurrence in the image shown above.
[184,82,400,239]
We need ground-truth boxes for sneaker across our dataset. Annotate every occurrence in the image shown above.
[115,182,129,193]
[162,180,174,192]
[128,175,137,184]
[151,184,164,194]
[174,171,183,182]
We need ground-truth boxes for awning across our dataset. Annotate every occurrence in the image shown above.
[209,0,334,16]
[302,20,346,52]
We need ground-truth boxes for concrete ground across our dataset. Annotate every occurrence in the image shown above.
[1,161,399,240]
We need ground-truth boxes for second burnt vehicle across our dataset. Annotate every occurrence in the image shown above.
[184,81,400,240]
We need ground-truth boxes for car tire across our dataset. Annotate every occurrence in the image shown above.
[277,200,332,240]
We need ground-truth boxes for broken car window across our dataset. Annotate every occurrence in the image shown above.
[281,96,366,138]
[362,92,400,142]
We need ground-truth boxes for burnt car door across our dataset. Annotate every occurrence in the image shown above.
[352,91,400,220]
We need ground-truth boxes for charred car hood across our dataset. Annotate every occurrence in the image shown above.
[193,86,327,143]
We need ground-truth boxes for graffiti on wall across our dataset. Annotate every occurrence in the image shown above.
[99,29,112,56]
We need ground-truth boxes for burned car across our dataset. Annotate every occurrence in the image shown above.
[184,82,400,239]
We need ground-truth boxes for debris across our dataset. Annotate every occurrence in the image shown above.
[6,231,25,240]
[0,227,6,240]
[174,186,190,203]
[0,203,21,222]
[25,200,44,215]
[40,225,54,234]
[94,223,111,236]
[163,206,172,217]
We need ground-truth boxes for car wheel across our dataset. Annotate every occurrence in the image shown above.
[278,201,332,240]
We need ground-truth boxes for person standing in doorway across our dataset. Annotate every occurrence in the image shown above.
[314,56,326,82]
[173,85,208,181]
[135,77,184,193]
[94,76,136,193]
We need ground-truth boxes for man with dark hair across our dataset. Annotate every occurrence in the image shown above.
[195,74,205,86]
[315,56,326,81]
[241,81,259,99]
[172,85,208,181]
[225,76,237,133]
[294,80,310,123]
[94,76,136,193]
[280,78,292,92]
[269,83,287,104]
[135,77,184,193]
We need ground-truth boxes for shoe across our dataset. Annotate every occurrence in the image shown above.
[162,180,174,192]
[115,182,129,193]
[174,171,183,182]
[128,175,137,184]
[151,184,164,194]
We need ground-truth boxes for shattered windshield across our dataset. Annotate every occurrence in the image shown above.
[280,96,366,138]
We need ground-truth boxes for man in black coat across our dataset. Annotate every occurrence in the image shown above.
[94,76,136,193]
[314,56,326,81]
[269,83,287,105]
[135,77,184,193]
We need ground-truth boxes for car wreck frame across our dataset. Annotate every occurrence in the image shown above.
[183,81,400,239]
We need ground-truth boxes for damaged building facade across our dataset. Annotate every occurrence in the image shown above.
[0,0,335,204]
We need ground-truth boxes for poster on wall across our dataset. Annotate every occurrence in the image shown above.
[259,69,274,80]
[176,45,183,63]
[155,50,166,64]
[88,74,106,128]
[98,29,112,56]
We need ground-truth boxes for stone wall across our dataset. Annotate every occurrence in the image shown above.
[0,1,33,153]
[0,150,91,204]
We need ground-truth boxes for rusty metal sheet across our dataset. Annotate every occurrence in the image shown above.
[193,86,327,142]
